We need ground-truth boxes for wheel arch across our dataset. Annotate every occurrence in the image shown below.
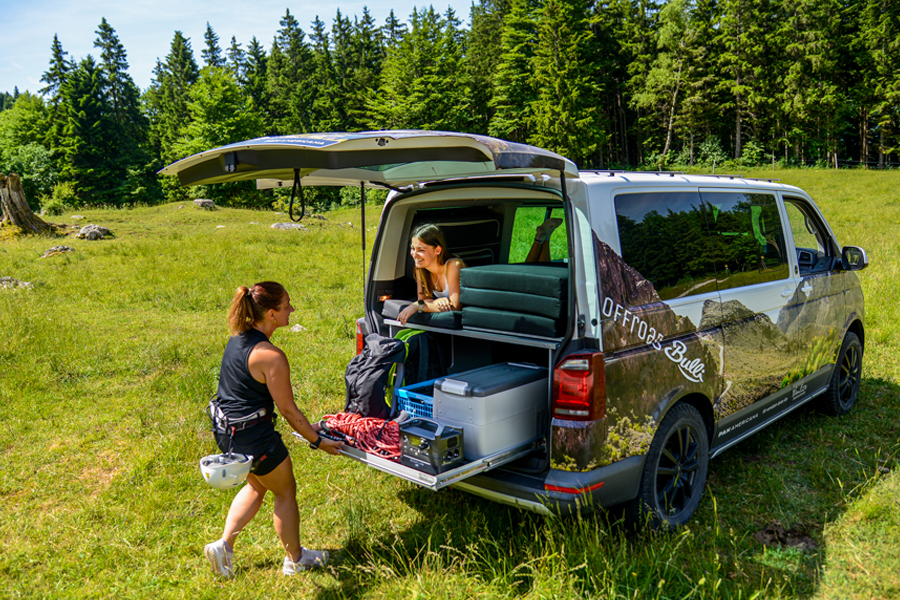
[845,318,865,349]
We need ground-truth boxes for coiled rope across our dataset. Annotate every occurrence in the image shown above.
[321,413,401,461]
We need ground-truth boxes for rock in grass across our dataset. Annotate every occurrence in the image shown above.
[271,223,308,231]
[193,199,216,210]
[76,224,111,240]
[40,246,75,258]
[0,276,33,289]
[290,324,307,332]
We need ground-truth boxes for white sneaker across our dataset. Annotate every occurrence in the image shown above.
[204,539,234,579]
[282,547,330,575]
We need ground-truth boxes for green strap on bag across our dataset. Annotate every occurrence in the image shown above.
[384,328,425,407]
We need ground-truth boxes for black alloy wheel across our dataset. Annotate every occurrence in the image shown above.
[627,403,709,530]
[656,420,703,518]
[821,332,863,416]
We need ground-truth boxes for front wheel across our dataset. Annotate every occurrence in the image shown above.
[819,332,863,416]
[626,403,709,530]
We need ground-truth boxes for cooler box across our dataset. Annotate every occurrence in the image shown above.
[433,363,548,460]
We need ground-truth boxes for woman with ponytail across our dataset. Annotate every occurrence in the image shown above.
[205,282,342,579]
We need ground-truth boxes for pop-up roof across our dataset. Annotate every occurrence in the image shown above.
[158,130,579,188]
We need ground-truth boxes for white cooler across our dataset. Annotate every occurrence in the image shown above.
[433,363,548,459]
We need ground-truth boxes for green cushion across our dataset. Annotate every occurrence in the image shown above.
[460,263,569,299]
[462,307,563,338]
[381,299,461,329]
[460,287,564,320]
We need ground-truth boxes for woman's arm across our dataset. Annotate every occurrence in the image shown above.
[444,258,463,310]
[249,344,343,455]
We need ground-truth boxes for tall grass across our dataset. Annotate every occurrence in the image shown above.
[1,171,898,599]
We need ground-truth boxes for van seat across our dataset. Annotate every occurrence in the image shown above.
[459,263,569,337]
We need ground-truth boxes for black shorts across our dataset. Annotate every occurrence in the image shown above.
[214,422,289,477]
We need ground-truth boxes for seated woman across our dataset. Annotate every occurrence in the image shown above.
[526,217,563,263]
[398,224,465,325]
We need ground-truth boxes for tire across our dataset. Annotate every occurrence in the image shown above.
[819,332,863,416]
[625,403,709,530]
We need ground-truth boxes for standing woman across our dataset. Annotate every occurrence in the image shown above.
[205,282,342,578]
[398,224,465,325]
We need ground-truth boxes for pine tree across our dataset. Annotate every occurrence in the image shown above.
[368,7,468,131]
[145,31,200,200]
[227,36,247,88]
[243,37,270,133]
[858,0,900,167]
[489,0,539,143]
[715,0,775,158]
[202,23,226,68]
[39,34,72,155]
[266,10,314,134]
[775,0,845,165]
[347,8,384,129]
[59,56,119,204]
[466,0,510,133]
[93,18,153,201]
[529,0,606,167]
[383,10,409,46]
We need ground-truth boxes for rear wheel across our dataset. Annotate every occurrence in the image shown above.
[626,403,709,530]
[819,332,862,416]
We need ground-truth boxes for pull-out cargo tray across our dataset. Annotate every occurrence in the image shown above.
[297,432,543,491]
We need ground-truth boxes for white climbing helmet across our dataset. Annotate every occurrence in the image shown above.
[199,453,253,489]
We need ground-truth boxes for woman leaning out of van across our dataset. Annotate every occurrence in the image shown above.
[205,282,343,578]
[398,224,465,325]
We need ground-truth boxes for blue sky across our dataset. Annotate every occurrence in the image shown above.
[1,0,473,95]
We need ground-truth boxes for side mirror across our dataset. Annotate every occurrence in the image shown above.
[841,246,868,272]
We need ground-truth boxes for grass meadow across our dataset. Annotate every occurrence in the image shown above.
[1,169,898,599]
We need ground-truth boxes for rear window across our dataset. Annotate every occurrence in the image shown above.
[615,192,717,301]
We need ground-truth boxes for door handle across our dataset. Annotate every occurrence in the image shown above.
[801,284,813,296]
[781,289,793,298]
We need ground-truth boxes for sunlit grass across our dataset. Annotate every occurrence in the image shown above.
[1,172,898,598]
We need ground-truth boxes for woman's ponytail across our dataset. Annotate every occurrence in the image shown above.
[226,282,288,335]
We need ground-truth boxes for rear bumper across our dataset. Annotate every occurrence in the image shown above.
[452,455,645,515]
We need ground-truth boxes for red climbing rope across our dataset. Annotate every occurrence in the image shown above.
[322,413,401,461]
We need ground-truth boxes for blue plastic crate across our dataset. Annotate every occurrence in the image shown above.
[394,379,437,419]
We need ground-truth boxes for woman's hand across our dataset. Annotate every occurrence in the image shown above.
[397,302,419,325]
[318,437,344,456]
[433,297,453,312]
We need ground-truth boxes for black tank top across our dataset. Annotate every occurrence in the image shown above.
[216,329,275,419]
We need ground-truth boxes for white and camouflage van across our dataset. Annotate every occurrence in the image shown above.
[163,131,868,527]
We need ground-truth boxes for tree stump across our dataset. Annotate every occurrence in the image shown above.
[0,173,56,234]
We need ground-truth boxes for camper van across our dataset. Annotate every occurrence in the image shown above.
[163,131,868,528]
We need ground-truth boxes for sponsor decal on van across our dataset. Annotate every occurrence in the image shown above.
[601,298,665,349]
[663,340,706,383]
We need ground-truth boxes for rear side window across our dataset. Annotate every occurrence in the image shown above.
[615,192,717,301]
[700,192,789,290]
[509,206,567,263]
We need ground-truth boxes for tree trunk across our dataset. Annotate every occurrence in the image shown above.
[0,173,56,234]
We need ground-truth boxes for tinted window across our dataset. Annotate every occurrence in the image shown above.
[701,192,788,290]
[615,192,717,302]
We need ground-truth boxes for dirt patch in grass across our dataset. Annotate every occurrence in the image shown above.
[753,522,818,552]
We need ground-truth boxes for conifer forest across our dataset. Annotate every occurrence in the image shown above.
[0,0,898,209]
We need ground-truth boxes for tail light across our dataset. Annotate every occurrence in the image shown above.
[355,318,366,355]
[552,352,605,421]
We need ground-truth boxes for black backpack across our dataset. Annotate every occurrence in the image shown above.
[343,334,406,419]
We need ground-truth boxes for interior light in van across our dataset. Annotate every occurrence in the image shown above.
[552,352,606,421]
